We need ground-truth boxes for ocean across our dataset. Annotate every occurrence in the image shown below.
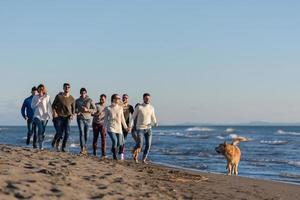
[0,125,299,185]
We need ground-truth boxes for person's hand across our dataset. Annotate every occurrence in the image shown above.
[53,111,58,118]
[82,106,89,112]
[70,115,74,120]
[127,127,132,133]
[25,117,28,121]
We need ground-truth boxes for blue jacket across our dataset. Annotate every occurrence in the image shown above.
[21,95,35,120]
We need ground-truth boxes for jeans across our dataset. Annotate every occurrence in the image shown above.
[134,129,152,160]
[108,132,124,159]
[77,118,91,149]
[33,118,48,149]
[92,123,106,156]
[119,129,129,154]
[26,118,37,148]
[54,116,71,151]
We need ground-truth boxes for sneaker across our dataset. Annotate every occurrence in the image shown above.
[101,155,107,160]
[120,153,125,161]
[142,159,149,165]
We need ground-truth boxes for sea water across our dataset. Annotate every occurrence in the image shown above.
[0,126,299,185]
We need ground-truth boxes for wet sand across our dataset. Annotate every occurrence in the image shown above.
[0,144,299,200]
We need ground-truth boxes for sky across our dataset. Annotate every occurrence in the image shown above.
[0,0,300,125]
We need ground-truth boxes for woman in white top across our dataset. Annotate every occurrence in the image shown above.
[31,84,52,150]
[103,94,130,160]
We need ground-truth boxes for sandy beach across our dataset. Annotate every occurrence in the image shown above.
[0,145,299,200]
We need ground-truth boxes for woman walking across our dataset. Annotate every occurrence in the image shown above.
[31,84,52,150]
[103,94,130,160]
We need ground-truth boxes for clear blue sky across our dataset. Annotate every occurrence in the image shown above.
[1,0,300,125]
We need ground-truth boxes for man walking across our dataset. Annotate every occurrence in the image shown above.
[52,83,75,152]
[130,93,157,164]
[92,94,107,158]
[75,88,95,156]
[21,86,38,148]
[119,94,134,160]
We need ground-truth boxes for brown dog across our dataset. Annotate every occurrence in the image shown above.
[215,138,243,176]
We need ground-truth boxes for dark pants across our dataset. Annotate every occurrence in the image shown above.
[134,129,152,160]
[92,123,106,156]
[26,118,37,148]
[33,118,48,149]
[119,129,129,154]
[53,116,70,151]
[77,118,91,149]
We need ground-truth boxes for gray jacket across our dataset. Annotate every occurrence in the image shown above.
[75,96,96,120]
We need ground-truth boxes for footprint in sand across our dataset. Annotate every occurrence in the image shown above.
[104,172,113,176]
[14,192,33,199]
[90,193,105,199]
[21,179,37,183]
[114,177,125,183]
[96,184,108,190]
[6,181,20,190]
[24,163,35,169]
[37,169,54,175]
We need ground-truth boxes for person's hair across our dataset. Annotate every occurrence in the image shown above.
[100,94,107,99]
[143,93,151,98]
[111,94,120,103]
[31,86,37,92]
[135,103,141,108]
[63,83,70,88]
[37,84,47,94]
[80,88,87,94]
[123,94,129,98]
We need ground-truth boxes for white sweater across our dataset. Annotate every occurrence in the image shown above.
[31,94,52,121]
[130,103,157,130]
[103,104,128,134]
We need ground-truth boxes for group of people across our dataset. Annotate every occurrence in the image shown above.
[21,83,158,164]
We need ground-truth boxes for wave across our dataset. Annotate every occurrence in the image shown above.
[216,136,225,140]
[288,161,300,168]
[158,132,185,137]
[276,130,300,136]
[280,172,300,179]
[225,128,235,133]
[260,140,288,145]
[158,131,212,139]
[69,143,79,148]
[217,134,251,140]
[185,127,214,132]
[0,127,8,132]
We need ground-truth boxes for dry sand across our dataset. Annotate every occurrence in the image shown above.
[0,144,299,200]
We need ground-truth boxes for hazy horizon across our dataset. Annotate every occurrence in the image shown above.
[1,1,300,125]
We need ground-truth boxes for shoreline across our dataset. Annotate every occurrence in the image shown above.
[152,161,300,186]
[0,144,299,200]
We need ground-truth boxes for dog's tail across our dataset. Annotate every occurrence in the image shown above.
[232,136,252,145]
